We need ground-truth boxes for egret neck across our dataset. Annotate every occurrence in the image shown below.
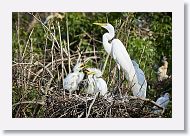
[102,26,115,55]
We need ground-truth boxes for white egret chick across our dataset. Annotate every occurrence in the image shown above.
[153,93,170,114]
[132,60,147,98]
[84,68,108,96]
[63,63,86,97]
[93,23,147,98]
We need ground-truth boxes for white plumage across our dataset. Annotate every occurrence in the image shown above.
[93,23,147,98]
[153,93,170,114]
[63,63,85,96]
[85,68,108,96]
[132,60,147,98]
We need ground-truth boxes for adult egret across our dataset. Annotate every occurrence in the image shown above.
[84,68,108,96]
[93,23,147,98]
[63,63,86,97]
[153,93,170,114]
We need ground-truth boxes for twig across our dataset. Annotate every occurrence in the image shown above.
[13,100,45,107]
[66,13,71,73]
[129,96,164,110]
[86,93,98,118]
[58,21,66,96]
[28,12,68,56]
[21,28,34,61]
[102,54,110,75]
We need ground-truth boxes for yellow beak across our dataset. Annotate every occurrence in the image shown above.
[80,64,87,69]
[84,69,95,75]
[87,71,96,75]
[93,23,107,27]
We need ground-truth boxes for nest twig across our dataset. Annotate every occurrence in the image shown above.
[44,92,164,118]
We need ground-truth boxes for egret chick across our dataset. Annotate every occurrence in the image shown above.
[153,93,170,114]
[157,56,169,81]
[63,63,86,97]
[84,68,108,96]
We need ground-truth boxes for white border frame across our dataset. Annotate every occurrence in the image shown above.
[0,0,184,130]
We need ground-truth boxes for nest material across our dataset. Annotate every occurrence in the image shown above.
[44,93,161,118]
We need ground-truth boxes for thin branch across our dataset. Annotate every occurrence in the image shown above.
[13,100,45,107]
[129,96,164,110]
[28,12,68,56]
[66,13,71,73]
[86,93,98,118]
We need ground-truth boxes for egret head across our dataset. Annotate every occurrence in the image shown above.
[163,93,170,98]
[84,68,102,77]
[73,63,87,72]
[93,23,114,32]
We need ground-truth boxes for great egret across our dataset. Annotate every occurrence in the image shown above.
[93,23,147,98]
[157,56,169,81]
[63,63,86,97]
[153,93,170,114]
[84,68,108,96]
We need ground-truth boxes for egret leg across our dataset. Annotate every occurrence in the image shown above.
[117,68,122,98]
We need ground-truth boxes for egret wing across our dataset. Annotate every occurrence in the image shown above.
[63,73,78,91]
[111,39,136,81]
[95,78,108,95]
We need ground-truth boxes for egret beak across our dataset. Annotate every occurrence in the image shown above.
[84,69,95,75]
[87,71,96,75]
[93,23,107,27]
[80,64,87,69]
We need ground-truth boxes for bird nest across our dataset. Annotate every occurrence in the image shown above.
[44,92,165,118]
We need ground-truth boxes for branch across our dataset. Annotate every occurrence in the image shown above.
[13,100,45,107]
[129,96,164,110]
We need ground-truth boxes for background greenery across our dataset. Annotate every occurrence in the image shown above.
[12,12,172,118]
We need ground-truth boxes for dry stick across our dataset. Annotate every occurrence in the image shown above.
[12,100,45,107]
[78,112,84,118]
[101,54,110,75]
[17,13,22,61]
[125,16,132,48]
[16,13,22,89]
[58,21,65,96]
[92,40,98,65]
[28,12,68,56]
[36,61,54,95]
[129,96,164,110]
[27,37,34,87]
[21,28,34,61]
[50,25,55,71]
[82,29,102,44]
[12,62,33,66]
[116,19,126,39]
[86,93,99,118]
[32,54,99,82]
[15,13,23,118]
[15,65,43,81]
[58,102,83,118]
[66,13,71,73]
[33,40,45,117]
[107,57,112,85]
